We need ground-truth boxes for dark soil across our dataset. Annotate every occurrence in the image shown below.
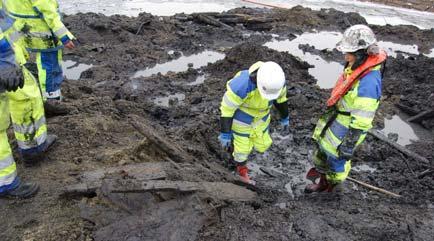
[1,6,433,241]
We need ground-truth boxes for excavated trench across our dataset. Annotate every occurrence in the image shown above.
[0,6,433,241]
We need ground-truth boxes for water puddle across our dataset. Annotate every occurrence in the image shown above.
[381,115,419,146]
[424,48,434,58]
[187,74,206,86]
[62,60,93,80]
[153,93,185,107]
[264,32,344,89]
[133,51,225,78]
[59,0,434,29]
[60,0,254,17]
[378,41,419,58]
[353,164,377,173]
[245,0,434,29]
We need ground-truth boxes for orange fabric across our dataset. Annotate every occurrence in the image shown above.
[327,50,387,107]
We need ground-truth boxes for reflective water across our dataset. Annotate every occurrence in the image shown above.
[59,0,434,29]
[381,115,419,146]
[59,0,256,16]
[424,48,434,58]
[153,93,185,107]
[133,51,225,78]
[378,41,420,58]
[62,60,93,80]
[187,74,206,86]
[264,32,344,89]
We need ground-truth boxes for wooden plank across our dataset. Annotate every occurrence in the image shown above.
[407,109,434,123]
[368,129,430,165]
[108,180,257,202]
[62,163,167,197]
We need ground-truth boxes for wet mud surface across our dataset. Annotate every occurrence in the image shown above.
[1,6,433,241]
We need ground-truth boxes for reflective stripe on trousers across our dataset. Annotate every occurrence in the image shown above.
[0,95,18,188]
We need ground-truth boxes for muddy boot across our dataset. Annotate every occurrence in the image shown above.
[44,98,70,117]
[0,180,39,199]
[22,134,58,164]
[236,165,256,186]
[305,174,330,193]
[306,167,321,183]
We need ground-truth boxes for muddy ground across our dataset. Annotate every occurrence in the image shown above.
[0,6,433,241]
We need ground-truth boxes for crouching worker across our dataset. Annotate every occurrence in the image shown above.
[218,61,290,185]
[305,25,387,193]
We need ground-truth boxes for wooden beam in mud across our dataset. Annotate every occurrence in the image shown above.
[407,109,434,123]
[62,163,168,197]
[107,180,257,202]
[193,14,234,30]
[368,129,430,165]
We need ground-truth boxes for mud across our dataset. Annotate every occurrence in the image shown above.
[1,5,433,241]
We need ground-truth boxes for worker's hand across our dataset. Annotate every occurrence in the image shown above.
[0,65,24,92]
[338,144,353,160]
[64,40,75,49]
[279,116,290,132]
[218,132,232,151]
[338,128,363,160]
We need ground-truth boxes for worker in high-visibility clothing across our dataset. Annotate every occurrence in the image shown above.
[219,61,290,185]
[0,30,39,198]
[305,25,387,193]
[0,13,57,163]
[1,0,76,105]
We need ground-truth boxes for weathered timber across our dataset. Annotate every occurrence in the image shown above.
[395,103,420,116]
[62,162,167,197]
[407,109,434,123]
[193,14,234,30]
[107,179,257,202]
[128,114,194,163]
[368,129,430,165]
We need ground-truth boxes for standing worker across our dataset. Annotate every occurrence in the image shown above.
[0,29,39,198]
[219,61,290,185]
[1,0,76,107]
[0,10,57,163]
[305,25,387,193]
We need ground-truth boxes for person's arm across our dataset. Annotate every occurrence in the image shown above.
[31,0,75,46]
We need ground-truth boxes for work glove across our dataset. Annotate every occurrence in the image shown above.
[338,128,363,160]
[218,132,232,151]
[280,116,290,131]
[0,65,24,92]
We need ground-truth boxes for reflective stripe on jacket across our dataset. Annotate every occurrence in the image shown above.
[313,65,382,157]
[220,70,287,134]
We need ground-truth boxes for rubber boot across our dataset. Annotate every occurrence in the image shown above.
[305,174,330,193]
[44,98,70,117]
[22,134,58,164]
[306,167,321,183]
[236,165,255,186]
[0,181,39,199]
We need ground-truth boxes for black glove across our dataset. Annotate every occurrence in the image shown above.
[338,128,363,159]
[220,117,233,134]
[0,65,24,92]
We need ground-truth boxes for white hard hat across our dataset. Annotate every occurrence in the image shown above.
[336,24,377,53]
[256,61,285,100]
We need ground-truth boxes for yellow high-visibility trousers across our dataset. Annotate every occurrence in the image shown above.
[0,93,19,193]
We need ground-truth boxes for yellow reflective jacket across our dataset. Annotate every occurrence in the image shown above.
[1,0,74,51]
[220,70,287,134]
